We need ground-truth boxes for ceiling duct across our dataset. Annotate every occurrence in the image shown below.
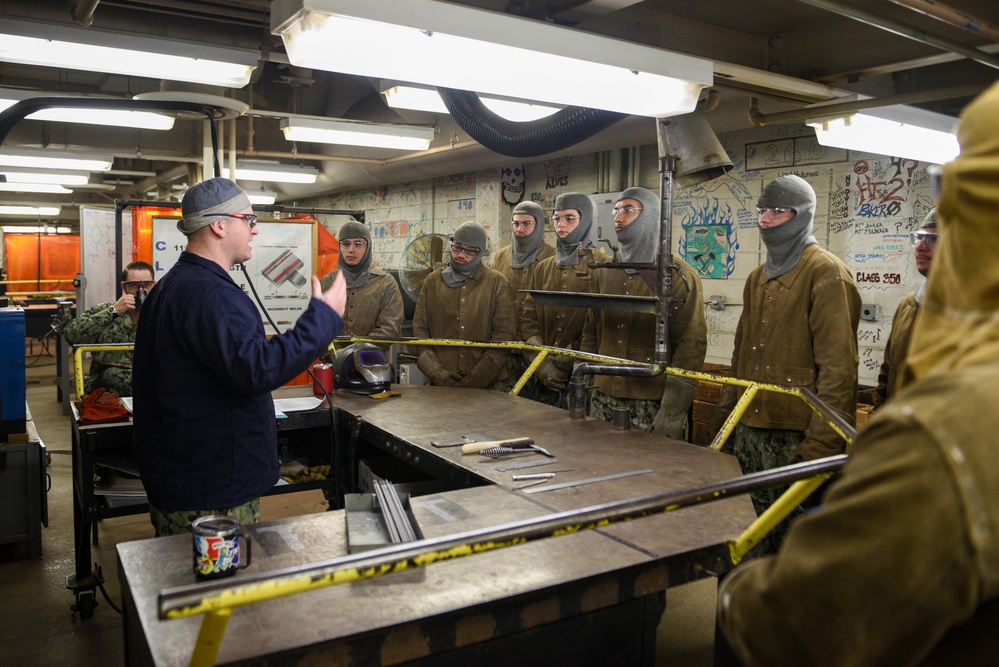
[436,87,627,158]
[656,109,734,187]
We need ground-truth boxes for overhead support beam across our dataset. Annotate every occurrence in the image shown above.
[819,42,999,85]
[792,0,999,71]
[749,83,983,126]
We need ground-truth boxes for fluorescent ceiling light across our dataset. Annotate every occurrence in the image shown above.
[280,116,435,150]
[244,190,277,205]
[0,89,175,130]
[223,161,319,184]
[0,147,113,172]
[381,83,562,122]
[272,0,712,118]
[0,182,71,194]
[0,205,61,216]
[2,225,73,233]
[0,18,257,88]
[1,168,91,185]
[807,105,960,165]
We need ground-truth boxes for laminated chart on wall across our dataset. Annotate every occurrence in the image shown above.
[151,217,318,333]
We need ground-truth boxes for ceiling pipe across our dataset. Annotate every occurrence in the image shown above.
[887,0,999,42]
[748,83,984,126]
[69,0,101,28]
[792,0,999,71]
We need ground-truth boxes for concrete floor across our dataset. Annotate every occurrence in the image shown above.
[0,345,717,666]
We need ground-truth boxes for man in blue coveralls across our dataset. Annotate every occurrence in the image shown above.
[133,177,347,536]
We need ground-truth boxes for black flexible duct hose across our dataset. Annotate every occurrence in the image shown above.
[437,87,627,158]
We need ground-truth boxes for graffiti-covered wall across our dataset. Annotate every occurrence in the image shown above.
[298,121,936,388]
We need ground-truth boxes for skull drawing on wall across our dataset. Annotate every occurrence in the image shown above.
[501,163,526,206]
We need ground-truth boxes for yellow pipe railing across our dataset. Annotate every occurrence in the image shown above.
[71,343,133,398]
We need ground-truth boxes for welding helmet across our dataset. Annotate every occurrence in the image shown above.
[333,343,392,394]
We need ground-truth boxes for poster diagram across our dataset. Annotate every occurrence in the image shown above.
[152,217,317,333]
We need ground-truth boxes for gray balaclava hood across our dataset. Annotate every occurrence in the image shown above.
[758,175,818,279]
[914,208,939,300]
[442,221,487,287]
[179,177,252,236]
[614,187,660,264]
[337,221,373,288]
[553,192,595,266]
[509,201,546,268]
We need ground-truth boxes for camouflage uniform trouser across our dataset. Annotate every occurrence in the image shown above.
[85,367,133,397]
[730,423,805,557]
[149,498,260,537]
[588,390,659,432]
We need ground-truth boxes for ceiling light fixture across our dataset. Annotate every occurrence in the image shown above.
[223,160,319,184]
[0,147,113,172]
[806,105,960,165]
[243,190,277,205]
[271,0,712,118]
[381,83,562,122]
[0,17,257,89]
[0,182,72,194]
[0,89,175,130]
[280,116,435,150]
[2,225,73,233]
[1,167,91,185]
[0,204,62,216]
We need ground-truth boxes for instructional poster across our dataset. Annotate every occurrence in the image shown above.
[151,217,317,333]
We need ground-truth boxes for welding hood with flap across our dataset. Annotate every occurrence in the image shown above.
[333,343,393,394]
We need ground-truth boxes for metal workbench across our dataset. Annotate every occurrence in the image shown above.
[117,384,755,666]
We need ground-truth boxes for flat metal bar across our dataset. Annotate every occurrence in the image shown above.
[523,469,654,494]
[495,459,560,472]
[523,290,657,314]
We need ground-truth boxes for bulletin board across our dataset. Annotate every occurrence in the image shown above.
[151,217,318,333]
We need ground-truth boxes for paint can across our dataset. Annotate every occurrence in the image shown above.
[192,515,252,579]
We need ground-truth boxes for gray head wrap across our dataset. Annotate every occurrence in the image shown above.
[920,208,938,230]
[553,193,595,266]
[614,187,660,264]
[509,201,546,269]
[337,221,373,288]
[179,177,252,236]
[442,221,487,287]
[758,175,818,279]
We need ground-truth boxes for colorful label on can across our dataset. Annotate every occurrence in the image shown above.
[194,534,241,577]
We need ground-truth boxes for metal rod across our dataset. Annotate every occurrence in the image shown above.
[658,154,676,365]
[159,455,848,620]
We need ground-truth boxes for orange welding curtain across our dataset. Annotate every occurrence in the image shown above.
[4,234,80,293]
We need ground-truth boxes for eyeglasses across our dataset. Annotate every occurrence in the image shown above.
[756,207,793,217]
[340,239,368,249]
[612,206,643,217]
[123,281,154,290]
[203,212,258,228]
[909,231,939,248]
[551,214,580,225]
[511,220,536,228]
[449,241,481,258]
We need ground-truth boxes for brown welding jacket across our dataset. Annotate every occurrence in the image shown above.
[716,243,861,461]
[413,263,515,387]
[319,267,404,340]
[874,290,919,407]
[580,256,707,400]
[487,241,555,342]
[521,246,610,349]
